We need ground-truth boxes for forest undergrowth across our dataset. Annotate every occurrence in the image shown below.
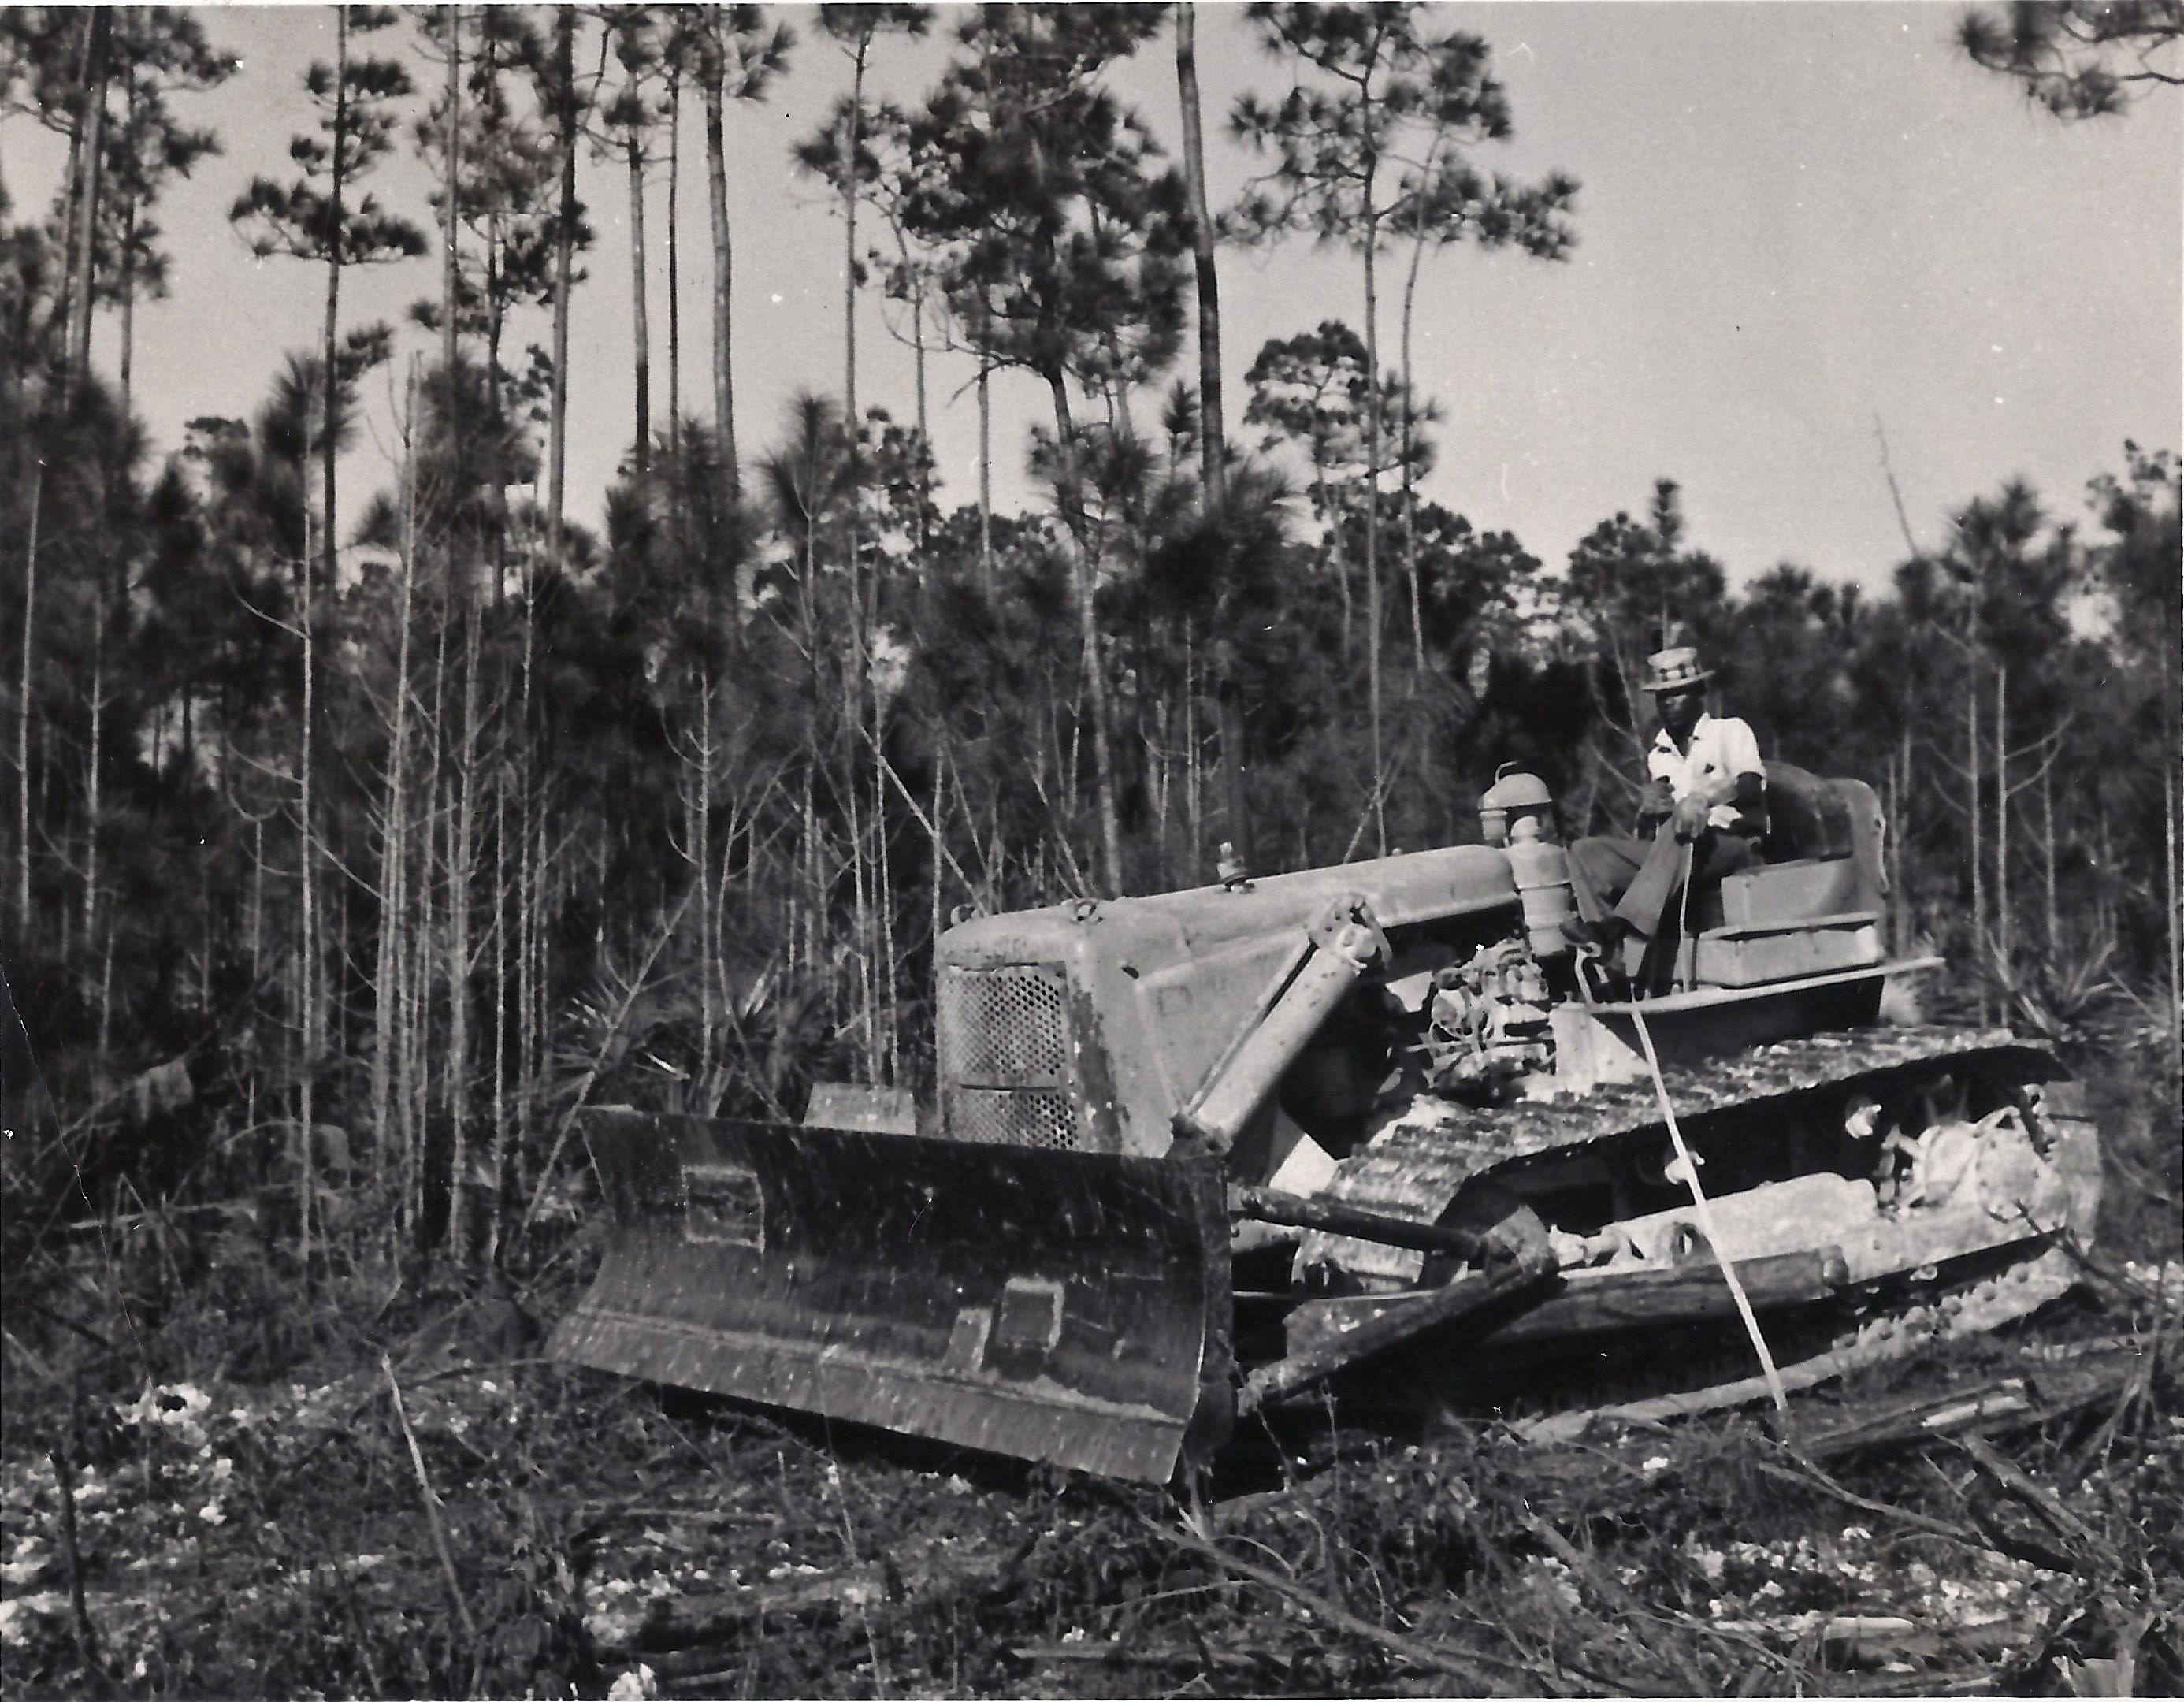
[2,1052,2178,1701]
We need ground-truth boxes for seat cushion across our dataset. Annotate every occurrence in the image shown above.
[1716,857,1863,929]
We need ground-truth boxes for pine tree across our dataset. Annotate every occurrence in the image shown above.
[597,8,673,478]
[96,9,233,401]
[1234,0,1570,851]
[1956,2,2183,117]
[901,4,1185,893]
[684,6,795,501]
[229,4,427,598]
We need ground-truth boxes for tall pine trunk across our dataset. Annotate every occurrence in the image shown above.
[2168,763,2182,1091]
[53,21,87,360]
[298,507,320,1268]
[695,676,717,1091]
[1044,373,1123,896]
[486,753,509,1265]
[83,595,103,998]
[68,10,111,396]
[904,238,930,554]
[510,574,539,1258]
[1895,724,1912,955]
[1316,452,1350,645]
[410,590,451,1241]
[117,32,150,403]
[1176,3,1224,507]
[1361,201,1385,856]
[321,6,349,602]
[701,69,737,497]
[667,66,682,466]
[842,46,865,642]
[628,132,651,475]
[840,52,879,1077]
[1967,663,1985,1019]
[17,466,38,929]
[440,6,461,482]
[976,329,993,595]
[546,8,576,555]
[373,390,420,1203]
[877,748,897,1082]
[1994,660,2010,964]
[1177,0,1250,878]
[446,599,481,1259]
[118,188,139,402]
[1399,215,1430,675]
[2041,761,2058,949]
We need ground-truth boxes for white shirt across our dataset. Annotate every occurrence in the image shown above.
[1649,712,1764,831]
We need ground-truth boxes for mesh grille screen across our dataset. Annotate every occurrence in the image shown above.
[947,1085,1079,1150]
[939,964,1070,1086]
[939,964,1078,1149]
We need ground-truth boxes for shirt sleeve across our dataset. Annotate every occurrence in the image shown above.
[1718,716,1764,780]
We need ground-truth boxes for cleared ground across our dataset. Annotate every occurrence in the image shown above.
[2,1254,2177,1699]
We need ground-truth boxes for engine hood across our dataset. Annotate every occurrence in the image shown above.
[938,845,1520,979]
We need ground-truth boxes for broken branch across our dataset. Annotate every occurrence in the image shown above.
[382,1355,481,1649]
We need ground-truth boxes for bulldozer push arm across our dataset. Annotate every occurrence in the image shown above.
[1172,895,1388,1154]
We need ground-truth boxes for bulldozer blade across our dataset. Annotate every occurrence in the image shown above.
[552,1111,1233,1484]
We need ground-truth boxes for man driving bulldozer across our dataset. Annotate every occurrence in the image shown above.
[1564,644,1766,958]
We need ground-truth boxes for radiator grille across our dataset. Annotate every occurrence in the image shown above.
[938,964,1079,1149]
[939,964,1070,1086]
[946,1084,1080,1150]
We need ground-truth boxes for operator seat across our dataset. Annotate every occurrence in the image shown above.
[1670,762,1889,987]
[1759,763,1867,866]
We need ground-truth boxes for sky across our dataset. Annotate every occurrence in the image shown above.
[6,2,2180,592]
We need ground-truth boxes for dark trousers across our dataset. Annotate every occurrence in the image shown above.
[1568,825,1757,938]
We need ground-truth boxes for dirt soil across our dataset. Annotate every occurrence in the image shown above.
[2,1262,2179,1700]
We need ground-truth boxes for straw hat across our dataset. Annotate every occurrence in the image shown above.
[1642,645,1712,694]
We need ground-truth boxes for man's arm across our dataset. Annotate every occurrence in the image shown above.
[1636,775,1675,834]
[1729,769,1766,838]
[1717,718,1766,839]
[1672,719,1767,843]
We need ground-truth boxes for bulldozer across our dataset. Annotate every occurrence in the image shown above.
[552,764,2103,1483]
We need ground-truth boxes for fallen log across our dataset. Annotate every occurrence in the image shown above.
[1707,1612,2021,1671]
[1240,1255,1554,1415]
[1286,1247,1849,1358]
[635,1566,887,1648]
[609,1526,1046,1662]
[1514,1337,2145,1517]
[1832,1667,2000,1696]
[1012,1639,1283,1676]
[1800,1339,2145,1460]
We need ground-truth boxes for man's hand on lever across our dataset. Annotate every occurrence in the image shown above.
[1670,793,1713,843]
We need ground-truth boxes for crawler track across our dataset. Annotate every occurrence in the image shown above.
[1303,1025,2061,1284]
